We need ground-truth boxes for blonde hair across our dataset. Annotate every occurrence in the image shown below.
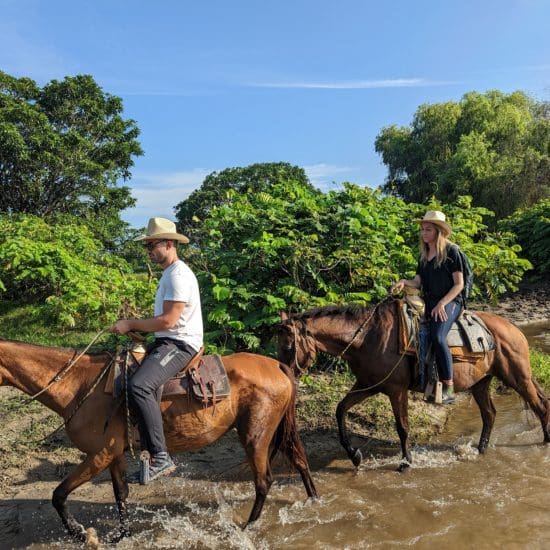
[419,224,452,267]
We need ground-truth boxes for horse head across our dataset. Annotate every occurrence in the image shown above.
[277,312,317,376]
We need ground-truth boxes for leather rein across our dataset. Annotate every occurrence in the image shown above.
[290,297,409,395]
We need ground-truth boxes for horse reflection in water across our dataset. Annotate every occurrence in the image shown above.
[0,339,317,543]
[278,299,550,470]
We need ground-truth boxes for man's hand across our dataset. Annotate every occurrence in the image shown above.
[110,320,132,335]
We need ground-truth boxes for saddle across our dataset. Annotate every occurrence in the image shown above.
[398,299,496,359]
[104,345,231,406]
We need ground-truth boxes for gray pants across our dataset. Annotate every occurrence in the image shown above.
[128,338,195,455]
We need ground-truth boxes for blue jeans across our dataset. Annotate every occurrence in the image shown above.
[426,301,461,381]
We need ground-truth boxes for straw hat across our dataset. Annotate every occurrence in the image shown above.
[134,217,190,243]
[415,210,451,237]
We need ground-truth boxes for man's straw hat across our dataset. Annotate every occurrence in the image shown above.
[415,210,451,237]
[134,217,190,243]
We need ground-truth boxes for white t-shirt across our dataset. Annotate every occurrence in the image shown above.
[154,259,203,351]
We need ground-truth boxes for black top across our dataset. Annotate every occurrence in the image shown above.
[416,245,463,307]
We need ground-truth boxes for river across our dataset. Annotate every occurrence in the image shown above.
[3,321,550,549]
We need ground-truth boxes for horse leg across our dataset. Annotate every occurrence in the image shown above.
[505,375,550,443]
[238,420,274,526]
[471,375,496,453]
[52,451,115,540]
[336,383,377,468]
[108,453,131,542]
[388,389,412,471]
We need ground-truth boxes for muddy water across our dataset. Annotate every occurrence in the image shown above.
[3,322,549,549]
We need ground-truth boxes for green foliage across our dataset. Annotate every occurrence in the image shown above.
[0,214,155,329]
[0,71,143,248]
[499,199,550,274]
[174,162,315,235]
[186,179,530,353]
[375,90,550,221]
[530,349,550,389]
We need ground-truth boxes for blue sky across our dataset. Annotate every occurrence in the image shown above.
[2,0,550,228]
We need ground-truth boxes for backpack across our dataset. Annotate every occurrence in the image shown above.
[448,245,474,308]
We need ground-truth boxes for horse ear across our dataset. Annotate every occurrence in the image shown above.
[279,310,289,321]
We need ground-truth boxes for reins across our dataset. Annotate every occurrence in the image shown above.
[24,329,109,405]
[291,296,391,372]
[291,296,410,396]
[0,329,114,430]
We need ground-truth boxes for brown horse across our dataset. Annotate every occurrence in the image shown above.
[277,299,550,470]
[0,338,317,542]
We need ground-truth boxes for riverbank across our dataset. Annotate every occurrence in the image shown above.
[0,284,549,546]
[473,278,550,326]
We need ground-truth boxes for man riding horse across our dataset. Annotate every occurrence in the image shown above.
[110,217,203,484]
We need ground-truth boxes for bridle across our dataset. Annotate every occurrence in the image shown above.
[290,319,317,374]
[288,296,391,373]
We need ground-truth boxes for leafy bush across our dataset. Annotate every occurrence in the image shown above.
[530,349,550,390]
[185,182,531,353]
[499,199,550,274]
[0,214,155,328]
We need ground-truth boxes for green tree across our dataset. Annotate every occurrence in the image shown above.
[0,71,143,248]
[499,199,550,274]
[174,162,315,235]
[375,90,550,220]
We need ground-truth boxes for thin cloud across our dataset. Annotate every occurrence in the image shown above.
[304,163,354,187]
[247,78,454,89]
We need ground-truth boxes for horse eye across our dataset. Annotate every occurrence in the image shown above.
[284,344,293,351]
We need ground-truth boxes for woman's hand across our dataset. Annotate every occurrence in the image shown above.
[390,280,405,294]
[431,302,448,322]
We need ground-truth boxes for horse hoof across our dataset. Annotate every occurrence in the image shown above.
[478,439,489,454]
[108,527,131,544]
[397,460,410,472]
[351,448,363,468]
[68,523,87,542]
[84,527,100,550]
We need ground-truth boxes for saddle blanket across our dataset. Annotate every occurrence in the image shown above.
[398,300,496,357]
[104,349,231,406]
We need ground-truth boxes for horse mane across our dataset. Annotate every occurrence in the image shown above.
[0,337,108,357]
[289,299,394,324]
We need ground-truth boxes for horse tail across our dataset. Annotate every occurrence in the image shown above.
[272,362,304,460]
[272,362,317,498]
[532,377,548,402]
[532,378,550,418]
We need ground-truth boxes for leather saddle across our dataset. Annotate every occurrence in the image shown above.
[104,346,231,406]
[398,299,496,358]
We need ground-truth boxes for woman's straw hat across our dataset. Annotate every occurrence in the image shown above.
[415,210,451,237]
[134,217,190,243]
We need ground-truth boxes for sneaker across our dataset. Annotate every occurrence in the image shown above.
[127,452,176,484]
[441,393,455,405]
[441,385,455,405]
[144,452,176,484]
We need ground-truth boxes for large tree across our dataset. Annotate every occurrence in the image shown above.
[174,162,315,234]
[375,90,550,220]
[0,71,143,246]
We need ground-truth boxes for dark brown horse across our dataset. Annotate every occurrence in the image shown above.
[277,299,550,470]
[0,338,317,543]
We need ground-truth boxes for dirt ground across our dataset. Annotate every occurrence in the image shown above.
[1,280,549,546]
